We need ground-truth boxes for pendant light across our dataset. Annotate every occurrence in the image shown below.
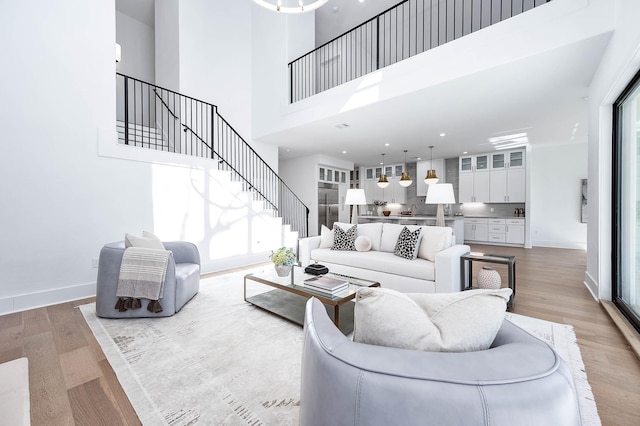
[424,145,439,184]
[399,149,413,187]
[377,153,390,188]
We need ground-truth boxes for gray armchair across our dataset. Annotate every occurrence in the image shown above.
[301,297,582,426]
[96,241,200,318]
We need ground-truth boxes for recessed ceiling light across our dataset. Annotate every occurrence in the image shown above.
[286,148,291,152]
[335,123,349,129]
[463,151,468,154]
[342,150,347,154]
[384,143,390,147]
[440,133,446,137]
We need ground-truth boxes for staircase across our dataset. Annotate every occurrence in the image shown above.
[116,73,309,245]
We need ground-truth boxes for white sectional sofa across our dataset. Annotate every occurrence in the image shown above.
[298,222,470,293]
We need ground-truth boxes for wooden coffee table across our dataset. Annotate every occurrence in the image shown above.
[244,266,380,334]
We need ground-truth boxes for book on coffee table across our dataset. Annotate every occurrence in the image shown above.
[303,275,349,294]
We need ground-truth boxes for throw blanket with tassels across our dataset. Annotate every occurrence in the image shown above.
[116,247,170,313]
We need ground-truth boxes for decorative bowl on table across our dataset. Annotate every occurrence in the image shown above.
[382,210,391,216]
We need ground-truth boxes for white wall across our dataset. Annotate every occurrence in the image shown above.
[530,143,588,249]
[155,0,180,90]
[116,11,155,83]
[0,0,294,315]
[0,0,118,313]
[586,0,640,300]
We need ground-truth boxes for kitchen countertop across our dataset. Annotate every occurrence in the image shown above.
[358,215,463,220]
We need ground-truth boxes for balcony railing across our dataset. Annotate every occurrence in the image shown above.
[289,0,551,102]
[116,73,309,237]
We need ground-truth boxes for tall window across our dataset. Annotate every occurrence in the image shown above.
[614,69,640,333]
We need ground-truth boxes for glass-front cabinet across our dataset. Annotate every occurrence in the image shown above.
[491,149,525,170]
[459,154,489,173]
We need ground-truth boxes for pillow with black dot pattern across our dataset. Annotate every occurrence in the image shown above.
[332,224,357,251]
[393,226,423,260]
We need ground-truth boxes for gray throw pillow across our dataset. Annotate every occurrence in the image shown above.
[332,224,357,251]
[393,226,423,260]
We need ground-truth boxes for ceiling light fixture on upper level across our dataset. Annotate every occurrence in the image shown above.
[252,0,328,14]
[424,146,439,185]
[399,149,413,187]
[377,153,390,188]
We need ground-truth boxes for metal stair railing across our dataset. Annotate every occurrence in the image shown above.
[116,73,309,237]
[289,0,552,102]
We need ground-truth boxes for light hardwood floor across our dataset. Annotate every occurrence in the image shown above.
[0,246,639,425]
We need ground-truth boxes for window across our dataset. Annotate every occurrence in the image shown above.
[613,68,640,333]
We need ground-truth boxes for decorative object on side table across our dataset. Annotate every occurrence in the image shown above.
[477,266,501,289]
[270,247,296,277]
[373,200,387,216]
[382,210,391,216]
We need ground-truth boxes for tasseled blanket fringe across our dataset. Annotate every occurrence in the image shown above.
[115,297,162,313]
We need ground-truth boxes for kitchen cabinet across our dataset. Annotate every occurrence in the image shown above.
[465,217,524,246]
[464,218,488,242]
[459,154,489,173]
[506,218,525,244]
[459,170,490,203]
[416,158,445,196]
[489,149,526,203]
[360,165,406,204]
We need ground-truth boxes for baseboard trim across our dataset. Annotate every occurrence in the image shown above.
[601,301,640,361]
[532,240,587,250]
[583,271,599,301]
[0,282,96,316]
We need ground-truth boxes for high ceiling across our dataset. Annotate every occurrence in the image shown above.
[266,33,610,167]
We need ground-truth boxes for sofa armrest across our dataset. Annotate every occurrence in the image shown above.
[434,244,470,293]
[298,236,322,267]
[163,241,200,266]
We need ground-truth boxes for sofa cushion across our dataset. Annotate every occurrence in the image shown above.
[319,225,334,249]
[418,226,453,262]
[310,249,435,281]
[356,222,383,251]
[353,287,512,352]
[380,223,421,252]
[332,224,357,251]
[355,235,372,252]
[394,226,423,260]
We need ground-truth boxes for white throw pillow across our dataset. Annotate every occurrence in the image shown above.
[418,226,453,262]
[124,232,165,250]
[355,235,372,252]
[319,225,334,249]
[353,287,512,352]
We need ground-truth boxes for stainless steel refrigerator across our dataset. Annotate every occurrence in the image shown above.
[318,182,339,234]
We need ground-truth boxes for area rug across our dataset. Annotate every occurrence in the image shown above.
[80,268,600,425]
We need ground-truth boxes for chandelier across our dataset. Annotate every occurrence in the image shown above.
[252,0,329,14]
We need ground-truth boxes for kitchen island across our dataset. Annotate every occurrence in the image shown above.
[358,215,465,245]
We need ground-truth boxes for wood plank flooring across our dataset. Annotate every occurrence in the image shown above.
[0,246,639,425]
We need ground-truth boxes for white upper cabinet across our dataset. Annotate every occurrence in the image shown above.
[489,149,526,202]
[459,154,489,173]
[416,158,445,196]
